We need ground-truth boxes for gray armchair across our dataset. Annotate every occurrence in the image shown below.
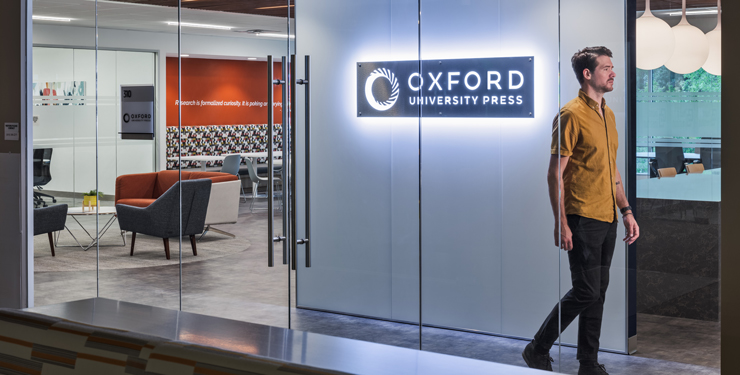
[33,204,68,256]
[116,179,212,260]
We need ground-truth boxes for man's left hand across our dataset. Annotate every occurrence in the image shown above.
[623,214,639,245]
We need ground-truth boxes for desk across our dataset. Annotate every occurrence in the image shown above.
[636,152,701,159]
[169,152,283,171]
[56,206,126,250]
[636,168,721,202]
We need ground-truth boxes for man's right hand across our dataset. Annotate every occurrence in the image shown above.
[555,225,573,251]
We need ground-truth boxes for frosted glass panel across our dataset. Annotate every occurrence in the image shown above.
[294,0,421,322]
[419,0,561,338]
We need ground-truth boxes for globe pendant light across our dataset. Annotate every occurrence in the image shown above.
[702,0,721,75]
[636,0,675,70]
[664,0,710,74]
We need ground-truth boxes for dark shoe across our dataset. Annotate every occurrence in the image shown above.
[578,363,609,375]
[522,341,553,371]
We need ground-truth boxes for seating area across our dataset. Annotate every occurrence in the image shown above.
[32,170,243,261]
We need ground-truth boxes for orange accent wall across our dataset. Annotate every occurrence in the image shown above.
[166,58,283,126]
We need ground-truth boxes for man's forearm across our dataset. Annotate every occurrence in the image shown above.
[548,175,567,224]
[615,171,631,211]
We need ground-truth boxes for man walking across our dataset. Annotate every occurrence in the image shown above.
[521,46,639,375]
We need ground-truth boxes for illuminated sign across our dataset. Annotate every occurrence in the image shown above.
[357,57,534,118]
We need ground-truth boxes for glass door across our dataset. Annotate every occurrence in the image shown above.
[176,1,294,329]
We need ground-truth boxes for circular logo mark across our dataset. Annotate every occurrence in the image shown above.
[123,113,130,123]
[365,68,399,111]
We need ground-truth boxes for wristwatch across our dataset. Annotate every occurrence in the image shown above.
[620,205,633,215]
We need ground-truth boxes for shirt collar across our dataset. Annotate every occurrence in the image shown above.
[578,89,607,111]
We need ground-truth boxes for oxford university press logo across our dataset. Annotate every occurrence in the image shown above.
[357,57,535,118]
[365,68,400,111]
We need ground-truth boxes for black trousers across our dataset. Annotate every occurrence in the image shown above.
[533,215,618,362]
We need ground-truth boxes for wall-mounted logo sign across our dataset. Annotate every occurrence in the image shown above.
[357,57,534,118]
[120,85,155,140]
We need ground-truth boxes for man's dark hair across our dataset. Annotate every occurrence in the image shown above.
[571,46,613,85]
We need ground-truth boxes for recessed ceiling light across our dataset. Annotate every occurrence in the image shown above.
[255,33,295,39]
[255,5,295,10]
[247,58,258,60]
[33,15,72,22]
[166,22,232,31]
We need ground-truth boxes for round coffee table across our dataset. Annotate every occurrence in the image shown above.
[55,206,126,250]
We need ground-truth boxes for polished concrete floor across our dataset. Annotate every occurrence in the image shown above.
[34,196,720,375]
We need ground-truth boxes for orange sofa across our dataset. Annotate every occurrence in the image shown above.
[115,170,238,208]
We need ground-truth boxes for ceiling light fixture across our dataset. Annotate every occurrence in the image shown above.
[247,58,258,60]
[254,33,295,39]
[636,0,675,70]
[255,5,295,10]
[664,0,710,74]
[668,9,717,16]
[702,0,721,75]
[33,15,72,22]
[166,22,232,31]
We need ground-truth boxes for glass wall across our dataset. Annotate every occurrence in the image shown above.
[634,0,721,369]
[94,0,177,309]
[32,2,98,303]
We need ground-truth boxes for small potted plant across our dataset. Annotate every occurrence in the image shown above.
[83,190,103,211]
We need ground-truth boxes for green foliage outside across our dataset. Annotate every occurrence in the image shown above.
[637,67,721,93]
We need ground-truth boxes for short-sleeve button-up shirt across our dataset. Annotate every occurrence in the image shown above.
[551,90,619,223]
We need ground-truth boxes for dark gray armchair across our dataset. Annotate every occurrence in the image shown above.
[116,179,212,260]
[34,204,68,256]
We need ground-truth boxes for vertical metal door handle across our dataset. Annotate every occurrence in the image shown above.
[290,55,298,271]
[303,55,311,268]
[281,56,289,265]
[294,55,311,268]
[267,55,275,267]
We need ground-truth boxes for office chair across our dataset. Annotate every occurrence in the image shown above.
[685,163,705,175]
[244,157,281,213]
[33,148,56,208]
[220,154,247,203]
[657,167,677,179]
[655,147,686,174]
